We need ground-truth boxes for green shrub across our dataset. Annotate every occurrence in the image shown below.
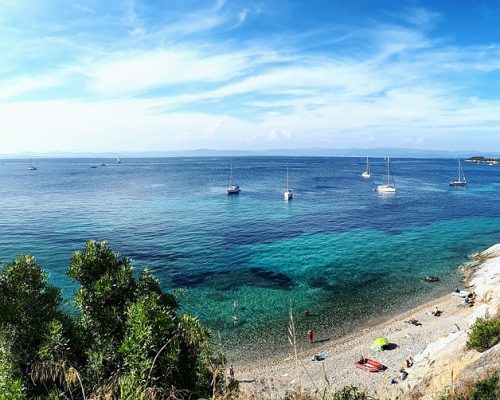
[437,371,500,400]
[332,386,373,400]
[0,377,27,400]
[466,314,500,352]
[469,371,500,400]
[0,241,225,399]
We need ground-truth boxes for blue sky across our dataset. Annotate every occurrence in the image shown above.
[1,0,500,153]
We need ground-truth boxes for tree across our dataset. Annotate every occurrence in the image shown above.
[0,255,65,394]
[67,241,224,398]
[0,242,225,399]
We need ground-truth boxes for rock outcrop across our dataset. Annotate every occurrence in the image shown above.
[406,244,500,399]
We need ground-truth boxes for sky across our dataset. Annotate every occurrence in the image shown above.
[1,0,500,154]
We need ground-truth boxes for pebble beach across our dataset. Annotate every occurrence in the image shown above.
[235,244,500,399]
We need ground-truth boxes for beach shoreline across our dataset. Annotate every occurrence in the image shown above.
[235,244,500,398]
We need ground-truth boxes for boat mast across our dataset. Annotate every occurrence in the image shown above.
[229,159,233,186]
[366,157,369,174]
[286,167,289,191]
[386,158,390,186]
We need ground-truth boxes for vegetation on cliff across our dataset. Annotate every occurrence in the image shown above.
[466,313,500,353]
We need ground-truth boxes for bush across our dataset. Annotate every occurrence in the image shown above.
[0,241,225,399]
[332,386,373,400]
[466,314,500,352]
[469,371,500,400]
[437,371,500,400]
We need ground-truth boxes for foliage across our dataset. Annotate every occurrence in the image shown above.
[0,255,63,366]
[466,313,500,352]
[0,241,225,399]
[331,386,373,400]
[0,377,27,400]
[437,371,500,400]
[469,371,500,400]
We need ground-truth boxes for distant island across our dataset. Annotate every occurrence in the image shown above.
[465,156,499,164]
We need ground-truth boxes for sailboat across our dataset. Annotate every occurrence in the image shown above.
[361,157,371,179]
[449,160,466,187]
[117,155,121,164]
[376,157,396,193]
[27,159,37,170]
[284,167,293,200]
[227,160,240,194]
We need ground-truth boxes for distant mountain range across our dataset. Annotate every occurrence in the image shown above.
[2,148,499,159]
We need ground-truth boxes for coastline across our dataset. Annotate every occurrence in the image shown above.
[235,244,500,398]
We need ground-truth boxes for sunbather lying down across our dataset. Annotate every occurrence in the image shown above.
[311,353,327,361]
[428,307,443,317]
[404,318,422,326]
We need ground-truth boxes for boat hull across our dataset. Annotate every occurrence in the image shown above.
[284,190,293,200]
[376,185,396,193]
[449,181,466,187]
[354,359,384,372]
[361,172,370,179]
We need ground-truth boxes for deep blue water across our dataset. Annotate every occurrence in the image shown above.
[0,157,499,361]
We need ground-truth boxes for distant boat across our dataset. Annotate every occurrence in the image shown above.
[361,157,371,179]
[90,165,98,169]
[28,159,37,170]
[376,157,396,193]
[100,162,106,166]
[449,160,466,187]
[227,160,240,195]
[117,155,121,164]
[284,167,293,200]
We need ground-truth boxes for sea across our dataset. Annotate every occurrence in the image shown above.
[1,157,499,362]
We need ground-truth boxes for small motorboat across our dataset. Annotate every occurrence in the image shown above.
[355,358,384,372]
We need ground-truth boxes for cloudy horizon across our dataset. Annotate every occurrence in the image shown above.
[1,0,500,153]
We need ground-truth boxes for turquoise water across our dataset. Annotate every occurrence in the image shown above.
[0,157,499,361]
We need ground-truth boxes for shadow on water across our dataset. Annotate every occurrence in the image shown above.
[168,266,294,291]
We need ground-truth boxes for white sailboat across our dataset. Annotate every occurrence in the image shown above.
[376,157,396,193]
[361,157,371,179]
[284,167,293,200]
[117,155,121,164]
[27,159,37,170]
[227,160,240,194]
[449,160,466,187]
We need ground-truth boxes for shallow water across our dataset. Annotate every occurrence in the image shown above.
[0,157,499,361]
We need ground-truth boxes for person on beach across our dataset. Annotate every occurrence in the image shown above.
[306,329,314,344]
[228,364,234,381]
[431,306,442,316]
[399,368,407,380]
[405,357,414,368]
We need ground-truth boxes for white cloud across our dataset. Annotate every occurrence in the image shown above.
[87,47,256,95]
[0,74,64,100]
[201,119,224,139]
[237,8,249,26]
[268,128,293,141]
[404,8,440,29]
